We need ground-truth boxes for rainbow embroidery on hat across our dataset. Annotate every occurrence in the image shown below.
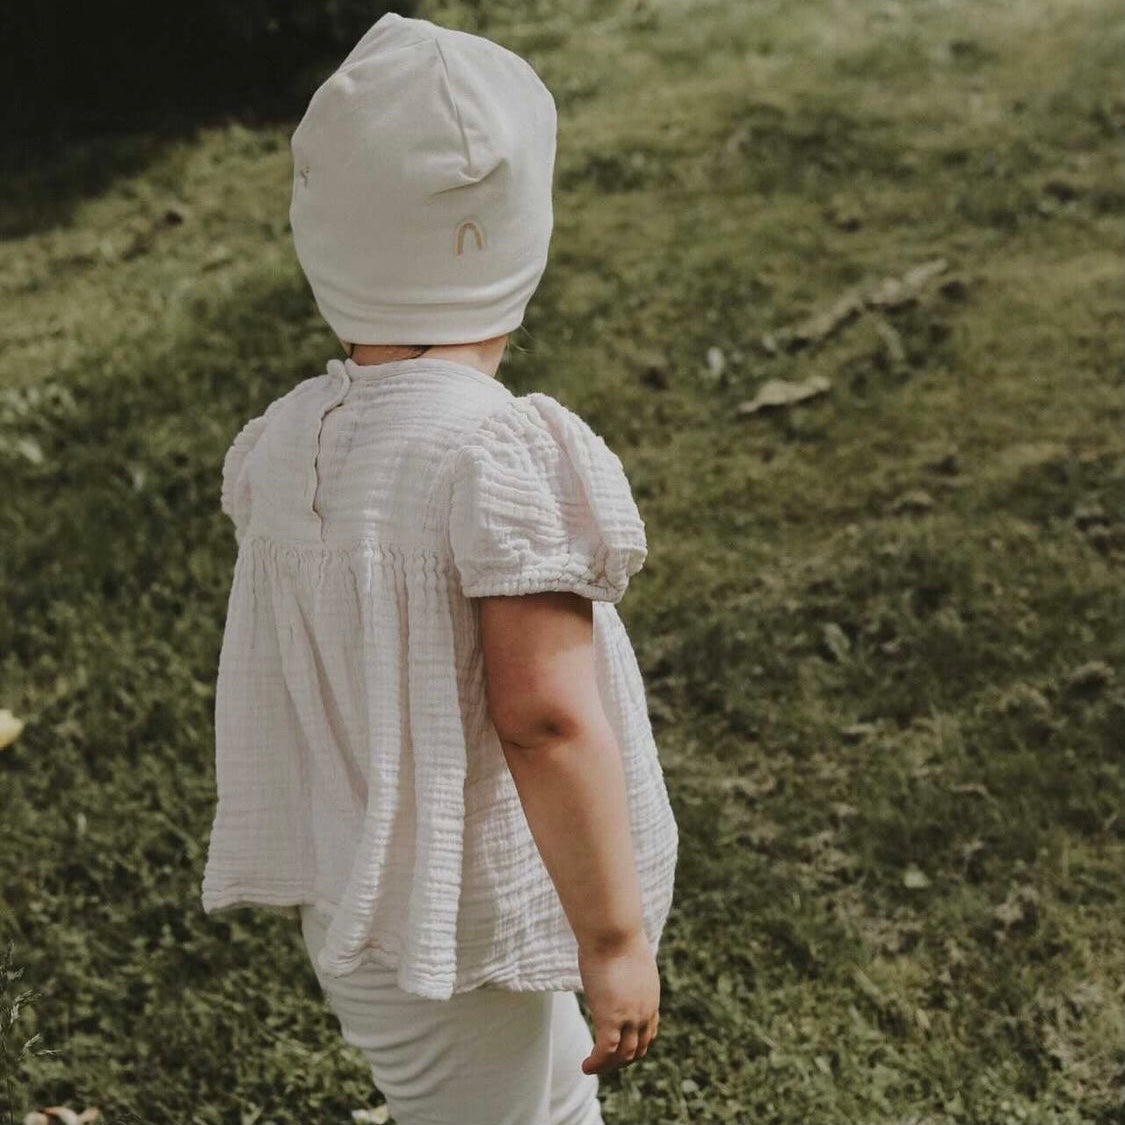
[454,220,485,256]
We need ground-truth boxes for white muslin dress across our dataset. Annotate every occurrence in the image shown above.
[199,355,679,1002]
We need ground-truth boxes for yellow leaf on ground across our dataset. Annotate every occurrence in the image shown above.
[0,708,25,749]
[352,1107,390,1125]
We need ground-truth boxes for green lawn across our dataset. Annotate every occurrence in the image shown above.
[1,1,1122,1122]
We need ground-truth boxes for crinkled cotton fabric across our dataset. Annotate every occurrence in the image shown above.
[200,356,679,1001]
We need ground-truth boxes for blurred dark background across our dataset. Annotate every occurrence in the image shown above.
[0,1,421,238]
[1,1,426,141]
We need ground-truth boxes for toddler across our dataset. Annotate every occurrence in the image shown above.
[200,12,679,1125]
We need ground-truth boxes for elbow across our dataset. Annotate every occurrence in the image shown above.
[490,706,594,752]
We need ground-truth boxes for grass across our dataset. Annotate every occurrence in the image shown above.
[0,0,1122,1121]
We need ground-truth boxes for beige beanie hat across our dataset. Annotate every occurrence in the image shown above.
[289,12,558,346]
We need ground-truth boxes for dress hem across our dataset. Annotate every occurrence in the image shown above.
[204,885,594,1000]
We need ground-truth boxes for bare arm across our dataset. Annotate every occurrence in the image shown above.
[479,591,645,952]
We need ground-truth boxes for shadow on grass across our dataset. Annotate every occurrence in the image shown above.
[1,129,190,241]
[1,97,316,242]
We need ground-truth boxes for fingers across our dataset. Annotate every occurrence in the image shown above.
[581,1029,619,1075]
[582,1030,615,1075]
[617,1021,640,1063]
[637,1011,659,1059]
[582,1018,659,1075]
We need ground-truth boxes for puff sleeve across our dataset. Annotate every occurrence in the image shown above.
[219,396,287,545]
[448,392,648,603]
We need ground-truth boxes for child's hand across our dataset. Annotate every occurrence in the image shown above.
[578,929,661,1075]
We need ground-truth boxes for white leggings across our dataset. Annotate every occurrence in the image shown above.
[299,905,605,1125]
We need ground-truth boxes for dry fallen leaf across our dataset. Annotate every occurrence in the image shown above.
[763,257,951,354]
[867,258,948,309]
[351,1107,390,1125]
[736,375,832,414]
[43,1111,80,1125]
[889,488,936,515]
[15,437,45,465]
[0,708,25,749]
[903,865,932,889]
[36,1108,99,1125]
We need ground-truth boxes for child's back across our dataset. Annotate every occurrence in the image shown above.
[201,353,679,1000]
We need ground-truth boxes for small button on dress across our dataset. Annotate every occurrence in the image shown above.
[200,356,679,1001]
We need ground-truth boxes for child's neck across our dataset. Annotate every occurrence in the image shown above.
[346,335,508,378]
